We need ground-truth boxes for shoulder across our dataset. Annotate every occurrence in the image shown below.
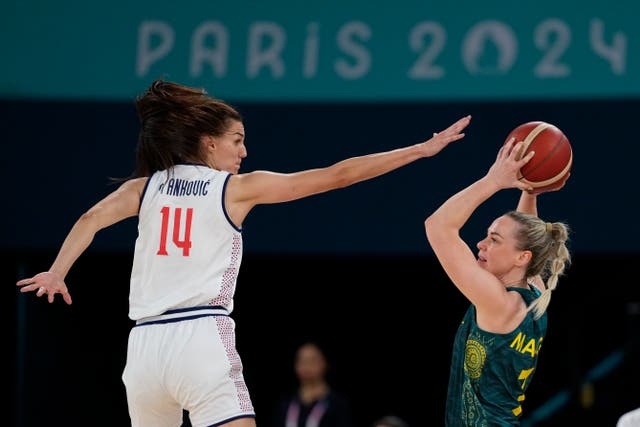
[507,284,541,304]
[529,274,545,292]
[127,176,149,186]
[118,177,148,195]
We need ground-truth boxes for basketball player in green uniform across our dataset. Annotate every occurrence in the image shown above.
[424,137,571,426]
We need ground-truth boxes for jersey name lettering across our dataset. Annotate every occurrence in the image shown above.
[159,178,210,196]
[510,332,543,358]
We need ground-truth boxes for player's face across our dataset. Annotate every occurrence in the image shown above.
[211,120,247,174]
[476,215,524,277]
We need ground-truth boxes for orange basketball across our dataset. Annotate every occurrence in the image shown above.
[504,121,572,194]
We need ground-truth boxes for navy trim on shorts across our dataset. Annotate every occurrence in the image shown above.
[134,305,229,327]
[206,413,256,427]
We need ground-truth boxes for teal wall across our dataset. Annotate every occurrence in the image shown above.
[2,0,636,101]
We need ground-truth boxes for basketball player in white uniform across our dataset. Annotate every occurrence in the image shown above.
[123,165,251,426]
[16,79,471,427]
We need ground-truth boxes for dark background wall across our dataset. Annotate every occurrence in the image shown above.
[6,98,640,426]
[5,98,640,255]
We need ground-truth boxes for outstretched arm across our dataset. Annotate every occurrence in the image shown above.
[226,115,471,224]
[16,178,146,304]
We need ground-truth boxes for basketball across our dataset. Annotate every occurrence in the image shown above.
[504,121,572,194]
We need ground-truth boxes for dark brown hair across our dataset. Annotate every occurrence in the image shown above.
[132,78,243,177]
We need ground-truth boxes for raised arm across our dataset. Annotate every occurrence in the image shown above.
[424,138,535,321]
[517,190,538,216]
[16,178,147,304]
[226,115,471,224]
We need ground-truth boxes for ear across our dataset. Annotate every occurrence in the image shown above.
[202,135,216,151]
[515,250,532,267]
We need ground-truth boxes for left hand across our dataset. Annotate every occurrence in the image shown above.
[16,271,73,305]
[528,172,571,195]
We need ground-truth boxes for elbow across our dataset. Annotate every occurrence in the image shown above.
[77,208,107,232]
[424,214,436,236]
[334,175,352,190]
[424,214,446,244]
[329,164,357,189]
[78,211,94,227]
[79,209,99,223]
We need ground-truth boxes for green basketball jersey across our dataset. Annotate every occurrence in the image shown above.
[445,285,547,426]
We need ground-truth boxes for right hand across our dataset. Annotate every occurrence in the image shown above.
[487,137,536,191]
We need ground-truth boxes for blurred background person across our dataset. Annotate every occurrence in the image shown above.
[272,341,353,427]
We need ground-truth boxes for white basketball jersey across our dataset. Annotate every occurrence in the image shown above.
[129,164,242,320]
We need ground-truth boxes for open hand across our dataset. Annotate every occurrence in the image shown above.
[422,115,471,157]
[487,137,536,191]
[16,271,73,305]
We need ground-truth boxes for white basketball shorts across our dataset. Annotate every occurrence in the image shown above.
[122,306,255,427]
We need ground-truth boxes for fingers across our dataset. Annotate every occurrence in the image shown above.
[18,282,40,293]
[522,150,536,164]
[36,287,72,304]
[430,130,465,144]
[62,292,73,305]
[496,137,514,160]
[16,277,35,287]
[454,114,471,127]
[450,115,472,132]
[504,138,534,165]
[16,278,73,305]
[458,114,472,124]
[504,137,517,153]
[439,115,471,136]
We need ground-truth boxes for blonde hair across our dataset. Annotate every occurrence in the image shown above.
[506,211,571,319]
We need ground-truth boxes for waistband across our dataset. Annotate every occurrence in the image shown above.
[135,305,229,327]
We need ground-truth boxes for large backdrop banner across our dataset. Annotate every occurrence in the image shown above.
[1,0,635,102]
